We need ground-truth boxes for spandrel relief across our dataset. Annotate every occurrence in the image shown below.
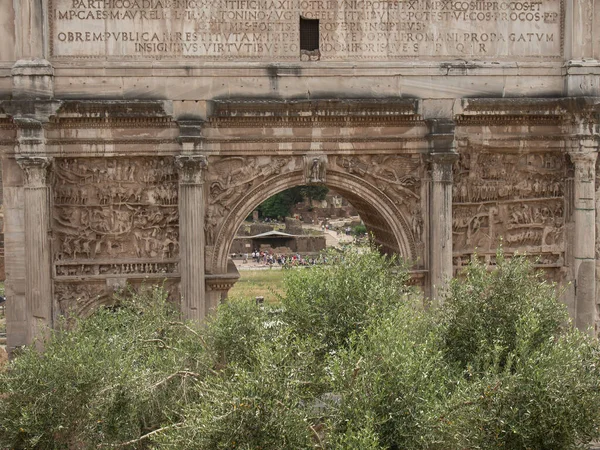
[205,156,295,245]
[453,149,567,264]
[55,279,181,319]
[55,282,109,318]
[333,154,423,247]
[52,158,179,267]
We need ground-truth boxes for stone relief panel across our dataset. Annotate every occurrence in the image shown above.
[304,155,327,184]
[205,156,295,246]
[55,281,109,318]
[453,149,567,270]
[52,157,180,277]
[55,279,181,318]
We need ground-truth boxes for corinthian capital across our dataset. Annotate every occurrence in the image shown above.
[430,152,458,184]
[569,151,597,183]
[175,154,208,185]
[16,156,51,188]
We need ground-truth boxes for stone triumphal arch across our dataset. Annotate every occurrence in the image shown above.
[0,1,600,351]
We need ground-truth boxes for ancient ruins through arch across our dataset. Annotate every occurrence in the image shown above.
[0,1,599,351]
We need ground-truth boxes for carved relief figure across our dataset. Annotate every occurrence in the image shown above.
[453,148,566,268]
[205,156,295,245]
[53,158,179,265]
[334,154,423,246]
[305,155,327,184]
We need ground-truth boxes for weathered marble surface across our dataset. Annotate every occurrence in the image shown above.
[49,0,564,60]
[0,1,598,352]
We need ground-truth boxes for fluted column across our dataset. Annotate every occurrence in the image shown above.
[16,155,53,342]
[176,155,208,322]
[569,148,598,334]
[430,152,458,302]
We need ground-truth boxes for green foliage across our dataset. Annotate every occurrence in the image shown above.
[0,286,208,449]
[156,330,323,449]
[440,253,569,374]
[436,330,600,449]
[257,187,303,219]
[301,185,329,203]
[281,245,412,351]
[256,185,329,219]
[326,302,448,450]
[1,250,600,450]
[351,224,367,235]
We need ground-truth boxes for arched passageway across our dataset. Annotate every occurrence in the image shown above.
[210,167,418,276]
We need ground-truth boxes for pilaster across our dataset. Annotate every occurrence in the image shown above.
[176,153,208,322]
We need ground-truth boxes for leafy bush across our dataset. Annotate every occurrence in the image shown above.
[0,286,209,449]
[440,253,569,374]
[281,245,412,351]
[326,300,449,450]
[1,249,599,450]
[351,224,367,236]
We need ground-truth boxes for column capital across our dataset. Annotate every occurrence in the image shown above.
[16,156,51,187]
[175,154,208,185]
[569,151,598,183]
[569,151,598,165]
[430,152,459,183]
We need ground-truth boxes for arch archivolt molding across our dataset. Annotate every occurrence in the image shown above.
[207,153,425,274]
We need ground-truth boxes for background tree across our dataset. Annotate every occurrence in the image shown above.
[256,185,329,219]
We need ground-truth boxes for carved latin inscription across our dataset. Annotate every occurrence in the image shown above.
[50,0,564,60]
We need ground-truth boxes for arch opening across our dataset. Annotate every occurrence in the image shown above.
[210,169,417,277]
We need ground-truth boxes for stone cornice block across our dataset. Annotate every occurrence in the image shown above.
[457,97,600,126]
[426,119,456,152]
[566,60,600,74]
[11,59,54,101]
[11,59,54,77]
[0,100,63,123]
[177,119,205,144]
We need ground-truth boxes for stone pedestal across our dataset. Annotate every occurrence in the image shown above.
[430,152,458,302]
[569,149,598,334]
[16,155,52,343]
[176,154,208,322]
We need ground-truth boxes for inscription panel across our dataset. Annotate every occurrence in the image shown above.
[50,0,564,60]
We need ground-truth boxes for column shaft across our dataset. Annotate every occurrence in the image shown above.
[17,156,53,342]
[177,155,208,323]
[570,150,597,334]
[430,153,457,301]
